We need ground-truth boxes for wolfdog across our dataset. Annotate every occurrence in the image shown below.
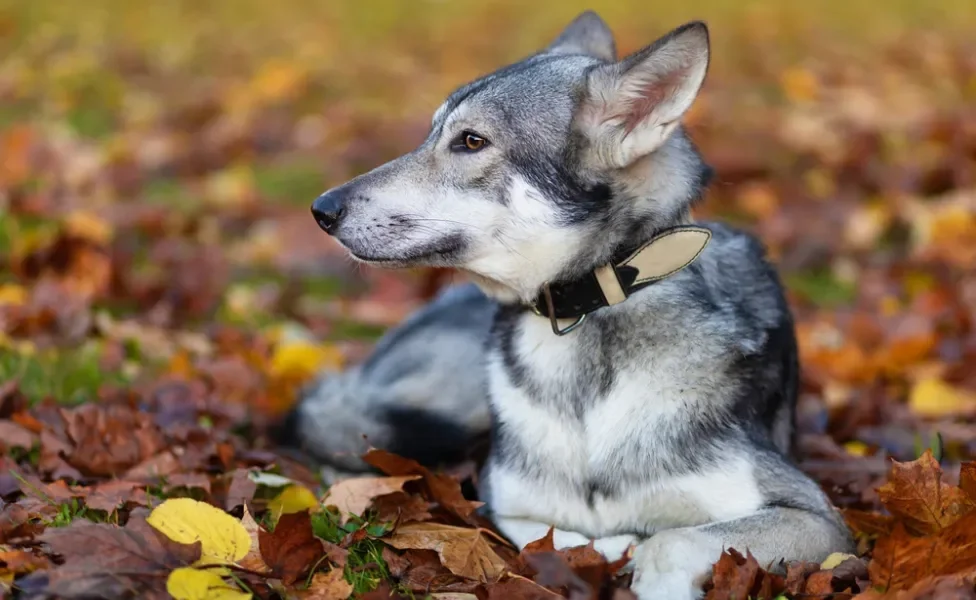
[286,11,854,598]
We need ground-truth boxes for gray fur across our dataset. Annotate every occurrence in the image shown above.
[283,282,495,473]
[300,13,853,599]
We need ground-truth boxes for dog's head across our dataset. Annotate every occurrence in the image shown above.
[312,12,712,302]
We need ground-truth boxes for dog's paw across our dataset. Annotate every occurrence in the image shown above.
[626,529,720,600]
[592,534,639,561]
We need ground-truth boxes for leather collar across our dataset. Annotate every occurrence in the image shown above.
[527,225,712,335]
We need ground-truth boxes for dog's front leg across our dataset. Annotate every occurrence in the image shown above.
[629,507,853,600]
[493,516,638,561]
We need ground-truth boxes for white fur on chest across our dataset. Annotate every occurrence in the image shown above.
[485,312,763,538]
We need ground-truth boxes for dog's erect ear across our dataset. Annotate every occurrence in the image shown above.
[577,21,709,169]
[545,11,616,62]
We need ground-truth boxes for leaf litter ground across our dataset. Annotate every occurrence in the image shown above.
[3,1,976,598]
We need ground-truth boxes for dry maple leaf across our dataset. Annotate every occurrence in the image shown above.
[705,548,785,600]
[877,450,975,535]
[239,505,270,574]
[258,510,326,585]
[298,569,354,600]
[30,516,201,599]
[364,449,482,523]
[322,475,421,522]
[384,522,507,583]
[869,514,976,591]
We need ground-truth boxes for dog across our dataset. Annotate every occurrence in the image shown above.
[291,11,854,599]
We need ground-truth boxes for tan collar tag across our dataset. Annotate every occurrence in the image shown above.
[595,226,712,306]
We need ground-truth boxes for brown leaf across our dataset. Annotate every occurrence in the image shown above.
[0,548,51,575]
[485,575,562,600]
[384,522,506,583]
[297,569,354,600]
[524,552,592,600]
[961,463,976,504]
[522,528,556,554]
[0,420,38,451]
[843,509,896,537]
[322,475,420,521]
[85,480,150,513]
[33,516,200,598]
[784,561,820,595]
[869,515,976,590]
[57,403,166,477]
[239,505,270,574]
[705,548,785,600]
[224,467,258,511]
[372,492,433,524]
[877,450,975,536]
[364,449,482,523]
[258,510,325,585]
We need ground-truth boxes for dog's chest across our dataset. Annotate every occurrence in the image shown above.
[491,310,709,479]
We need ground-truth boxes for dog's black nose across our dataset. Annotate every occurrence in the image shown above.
[311,189,344,234]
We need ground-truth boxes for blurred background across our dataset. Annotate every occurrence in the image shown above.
[2,0,976,492]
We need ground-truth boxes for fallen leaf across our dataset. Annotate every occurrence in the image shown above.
[268,484,320,524]
[258,510,325,585]
[34,516,200,598]
[224,468,258,511]
[821,552,859,570]
[85,480,150,513]
[0,421,37,451]
[961,463,976,503]
[147,498,250,566]
[869,515,976,590]
[238,505,269,574]
[371,492,433,524]
[322,475,420,522]
[166,566,252,600]
[524,553,592,600]
[298,569,354,600]
[877,450,974,535]
[705,548,785,600]
[364,449,482,523]
[909,378,976,417]
[384,522,506,582]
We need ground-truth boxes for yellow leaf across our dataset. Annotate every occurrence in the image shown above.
[268,484,320,525]
[843,441,869,457]
[820,552,857,570]
[909,378,976,418]
[269,341,343,381]
[780,66,819,103]
[147,498,251,567]
[0,284,27,306]
[166,567,252,600]
[64,210,113,245]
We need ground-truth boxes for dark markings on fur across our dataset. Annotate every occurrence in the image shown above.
[382,405,474,468]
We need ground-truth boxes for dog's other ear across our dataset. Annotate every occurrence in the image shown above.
[577,21,709,169]
[546,10,616,62]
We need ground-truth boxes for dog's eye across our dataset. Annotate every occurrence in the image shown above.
[451,131,489,153]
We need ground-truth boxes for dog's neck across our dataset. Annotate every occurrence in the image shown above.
[467,209,708,318]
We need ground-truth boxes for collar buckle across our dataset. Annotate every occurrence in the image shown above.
[541,282,587,336]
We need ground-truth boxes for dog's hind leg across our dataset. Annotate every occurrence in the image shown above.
[628,506,853,600]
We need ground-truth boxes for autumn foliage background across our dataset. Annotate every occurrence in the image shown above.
[2,1,976,599]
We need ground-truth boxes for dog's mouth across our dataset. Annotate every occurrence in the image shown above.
[343,234,467,268]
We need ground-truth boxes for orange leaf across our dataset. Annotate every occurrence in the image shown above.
[877,450,975,535]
